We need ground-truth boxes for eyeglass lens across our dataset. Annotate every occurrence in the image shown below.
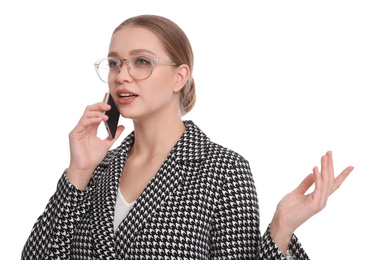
[97,56,153,83]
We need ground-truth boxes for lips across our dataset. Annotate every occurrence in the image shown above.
[116,89,138,104]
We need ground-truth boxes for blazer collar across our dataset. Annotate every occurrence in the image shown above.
[172,120,210,162]
[99,132,135,166]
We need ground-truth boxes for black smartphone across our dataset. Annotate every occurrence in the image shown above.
[104,93,120,139]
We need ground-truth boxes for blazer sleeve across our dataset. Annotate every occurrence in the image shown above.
[21,171,92,260]
[210,157,309,260]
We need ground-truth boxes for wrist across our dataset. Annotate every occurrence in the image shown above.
[270,217,294,256]
[66,167,93,191]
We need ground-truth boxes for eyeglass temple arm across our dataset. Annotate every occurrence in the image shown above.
[153,57,177,66]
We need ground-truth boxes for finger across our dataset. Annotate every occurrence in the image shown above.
[321,154,329,183]
[113,125,125,140]
[311,166,323,203]
[84,102,111,114]
[324,151,335,195]
[327,151,334,177]
[331,166,354,194]
[312,166,322,192]
[309,165,331,214]
[320,153,334,200]
[79,117,104,131]
[318,155,332,209]
[293,173,315,194]
[71,102,110,137]
[79,110,106,127]
[72,117,104,138]
[85,110,108,120]
[103,125,125,146]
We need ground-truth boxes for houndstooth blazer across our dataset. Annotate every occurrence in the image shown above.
[22,121,309,259]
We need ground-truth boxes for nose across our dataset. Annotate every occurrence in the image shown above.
[115,61,133,83]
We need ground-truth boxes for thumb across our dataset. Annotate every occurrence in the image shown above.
[103,125,125,146]
[113,125,125,141]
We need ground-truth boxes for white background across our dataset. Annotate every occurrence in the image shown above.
[1,0,369,258]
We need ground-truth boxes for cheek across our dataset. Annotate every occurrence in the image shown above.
[107,83,119,104]
[142,75,175,101]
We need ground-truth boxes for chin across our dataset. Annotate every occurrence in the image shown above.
[118,107,144,121]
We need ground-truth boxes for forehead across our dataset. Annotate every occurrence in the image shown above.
[109,26,166,57]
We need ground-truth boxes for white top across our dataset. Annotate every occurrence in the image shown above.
[113,187,136,232]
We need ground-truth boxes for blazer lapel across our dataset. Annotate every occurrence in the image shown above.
[115,121,210,258]
[90,133,134,258]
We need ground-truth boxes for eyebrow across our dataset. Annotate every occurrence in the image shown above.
[108,49,156,58]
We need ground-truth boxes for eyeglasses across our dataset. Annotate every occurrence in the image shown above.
[94,55,178,83]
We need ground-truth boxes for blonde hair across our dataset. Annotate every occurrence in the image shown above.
[113,15,196,115]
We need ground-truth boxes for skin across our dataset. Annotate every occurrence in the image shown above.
[67,26,354,256]
[269,151,354,254]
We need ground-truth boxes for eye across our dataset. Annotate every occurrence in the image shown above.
[132,56,151,67]
[108,60,119,69]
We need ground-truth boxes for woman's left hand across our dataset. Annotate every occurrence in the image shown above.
[270,151,354,255]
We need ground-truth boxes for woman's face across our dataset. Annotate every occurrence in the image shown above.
[108,26,182,121]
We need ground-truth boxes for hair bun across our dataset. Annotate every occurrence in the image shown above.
[181,78,196,115]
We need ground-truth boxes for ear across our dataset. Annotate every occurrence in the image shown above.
[173,64,190,93]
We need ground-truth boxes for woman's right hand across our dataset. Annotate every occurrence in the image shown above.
[66,98,124,190]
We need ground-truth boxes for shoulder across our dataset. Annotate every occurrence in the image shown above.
[201,130,259,212]
[182,120,251,172]
[205,140,254,190]
[207,140,250,170]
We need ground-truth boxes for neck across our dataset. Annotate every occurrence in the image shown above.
[129,112,186,159]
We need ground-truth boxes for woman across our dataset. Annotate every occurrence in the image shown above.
[22,15,353,259]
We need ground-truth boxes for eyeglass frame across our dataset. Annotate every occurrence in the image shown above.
[94,55,178,83]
